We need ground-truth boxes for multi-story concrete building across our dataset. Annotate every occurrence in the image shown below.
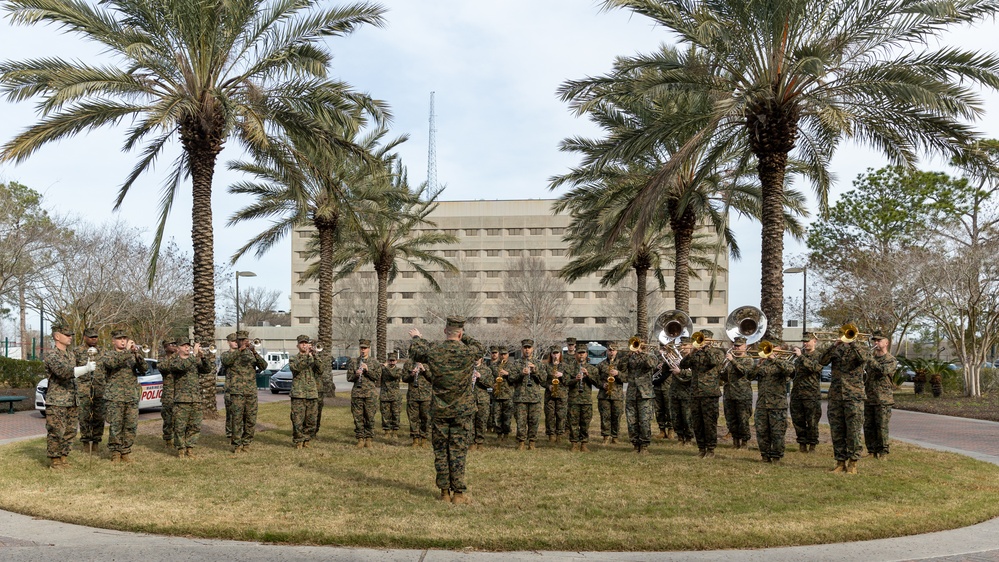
[289,199,729,355]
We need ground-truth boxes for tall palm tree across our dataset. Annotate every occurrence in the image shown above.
[325,165,459,361]
[564,0,999,338]
[0,0,387,355]
[227,106,399,353]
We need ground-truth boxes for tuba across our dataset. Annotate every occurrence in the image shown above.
[651,310,693,346]
[724,306,768,346]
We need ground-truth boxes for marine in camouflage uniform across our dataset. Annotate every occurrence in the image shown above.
[402,359,432,446]
[752,342,794,462]
[819,334,872,474]
[44,322,81,468]
[790,332,823,452]
[408,317,484,504]
[379,351,403,437]
[222,331,267,452]
[596,342,626,443]
[566,348,598,450]
[157,338,178,448]
[471,357,493,449]
[100,330,148,462]
[720,337,754,449]
[219,334,238,440]
[289,335,322,448]
[314,349,336,438]
[864,330,897,459]
[651,346,672,439]
[485,346,499,433]
[543,348,569,442]
[679,330,726,458]
[346,339,381,447]
[624,338,658,454]
[74,327,105,453]
[160,337,212,456]
[508,339,544,449]
[490,347,515,441]
[668,338,695,444]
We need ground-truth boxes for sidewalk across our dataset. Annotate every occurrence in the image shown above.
[3,399,999,561]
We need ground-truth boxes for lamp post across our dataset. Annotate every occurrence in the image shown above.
[235,270,257,333]
[783,267,807,334]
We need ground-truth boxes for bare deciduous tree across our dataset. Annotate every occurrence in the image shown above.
[503,257,567,353]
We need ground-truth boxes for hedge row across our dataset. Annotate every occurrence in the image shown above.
[0,356,46,389]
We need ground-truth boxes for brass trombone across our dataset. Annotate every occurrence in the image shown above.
[756,340,797,359]
[814,323,871,344]
[628,336,647,353]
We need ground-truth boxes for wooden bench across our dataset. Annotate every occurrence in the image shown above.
[0,395,26,414]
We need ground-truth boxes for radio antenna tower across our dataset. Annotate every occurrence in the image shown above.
[427,91,438,192]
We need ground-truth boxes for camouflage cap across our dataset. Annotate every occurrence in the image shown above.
[110,329,128,339]
[225,333,237,342]
[802,331,817,342]
[489,346,498,353]
[446,316,466,329]
[51,322,73,336]
[606,341,617,351]
[733,336,747,345]
[358,338,371,348]
[549,346,562,355]
[176,336,191,346]
[575,347,588,355]
[498,346,509,354]
[161,338,175,348]
[870,329,888,341]
[565,337,577,346]
[388,350,399,360]
[521,339,534,347]
[700,329,714,339]
[83,327,99,338]
[235,330,250,340]
[297,334,312,344]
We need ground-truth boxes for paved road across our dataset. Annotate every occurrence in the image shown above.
[3,395,999,561]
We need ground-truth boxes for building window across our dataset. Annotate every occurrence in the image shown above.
[486,317,499,324]
[595,317,608,324]
[443,229,459,235]
[550,249,564,257]
[444,271,459,278]
[297,292,312,299]
[707,317,721,324]
[486,292,500,299]
[360,272,374,279]
[401,292,415,299]
[714,290,726,298]
[689,317,698,324]
[787,319,800,327]
[507,228,523,235]
[508,249,523,257]
[465,228,479,236]
[529,228,544,235]
[486,249,500,257]
[297,230,311,238]
[296,316,313,324]
[464,271,477,278]
[443,250,458,257]
[550,227,564,235]
[402,317,414,324]
[402,271,415,278]
[296,272,307,281]
[594,291,608,299]
[508,270,523,277]
[528,249,543,257]
[486,228,501,236]
[486,271,501,278]
[465,250,479,257]
[573,317,587,324]
[572,291,588,298]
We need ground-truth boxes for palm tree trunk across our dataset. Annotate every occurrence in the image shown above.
[182,124,222,417]
[671,210,696,315]
[635,266,649,336]
[375,266,389,362]
[316,218,337,352]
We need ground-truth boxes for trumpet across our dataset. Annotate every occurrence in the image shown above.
[252,338,264,348]
[131,343,150,355]
[207,344,218,355]
[314,343,324,353]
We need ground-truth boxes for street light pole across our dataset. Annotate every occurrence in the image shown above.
[235,270,257,333]
[783,267,807,333]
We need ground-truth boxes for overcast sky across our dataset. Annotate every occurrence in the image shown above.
[2,0,999,327]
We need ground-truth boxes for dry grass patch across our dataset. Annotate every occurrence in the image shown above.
[1,402,998,551]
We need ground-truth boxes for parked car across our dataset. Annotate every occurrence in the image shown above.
[269,364,293,394]
[36,358,162,416]
[334,356,350,370]
[820,365,831,383]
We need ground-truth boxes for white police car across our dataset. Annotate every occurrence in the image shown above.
[35,358,163,416]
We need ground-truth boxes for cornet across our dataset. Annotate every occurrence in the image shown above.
[314,343,323,353]
[252,338,264,348]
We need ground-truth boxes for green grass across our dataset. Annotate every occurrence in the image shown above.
[1,402,998,551]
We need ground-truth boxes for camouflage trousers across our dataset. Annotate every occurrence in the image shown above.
[515,402,541,443]
[544,395,567,437]
[46,405,78,458]
[653,386,672,430]
[229,393,258,447]
[173,402,202,449]
[690,396,720,451]
[160,399,174,442]
[626,397,653,447]
[790,398,822,446]
[488,397,497,432]
[473,394,491,444]
[863,403,893,456]
[755,408,787,460]
[723,397,752,442]
[568,403,593,443]
[77,380,104,444]
[670,395,694,440]
[432,414,473,493]
[828,399,865,461]
[224,392,232,439]
[598,399,623,438]
[291,397,318,443]
[350,396,376,439]
[105,400,138,454]
[314,391,325,438]
[380,399,401,431]
[493,399,514,436]
[407,399,432,439]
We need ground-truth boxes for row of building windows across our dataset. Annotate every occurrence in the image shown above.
[440,227,564,236]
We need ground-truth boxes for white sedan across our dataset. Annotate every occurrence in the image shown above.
[35,358,163,416]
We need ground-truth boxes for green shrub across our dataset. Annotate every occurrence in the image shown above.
[0,356,46,389]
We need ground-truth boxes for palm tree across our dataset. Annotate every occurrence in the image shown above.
[325,166,459,361]
[0,0,387,355]
[227,106,399,353]
[564,0,999,338]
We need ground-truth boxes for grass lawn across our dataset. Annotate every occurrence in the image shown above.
[2,401,998,551]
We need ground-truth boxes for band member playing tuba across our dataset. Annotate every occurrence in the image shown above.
[721,336,754,449]
[597,341,626,444]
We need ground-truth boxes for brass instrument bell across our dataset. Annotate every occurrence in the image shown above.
[724,306,768,345]
[651,310,693,346]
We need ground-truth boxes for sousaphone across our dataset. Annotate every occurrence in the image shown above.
[724,306,767,345]
[651,310,694,345]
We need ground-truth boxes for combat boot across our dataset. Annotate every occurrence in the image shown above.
[49,457,62,469]
[704,449,715,459]
[770,457,781,464]
[111,452,122,464]
[548,435,556,443]
[184,449,196,459]
[303,440,310,448]
[451,492,469,505]
[355,439,364,449]
[799,444,808,453]
[384,429,391,437]
[580,443,590,453]
[120,453,133,463]
[438,489,451,503]
[412,437,420,448]
[163,439,172,450]
[760,456,771,463]
[830,460,846,473]
[555,434,563,444]
[878,452,889,461]
[658,429,667,439]
[846,459,858,474]
[602,436,610,444]
[808,444,816,452]
[733,438,741,449]
[638,445,649,455]
[698,449,706,459]
[61,455,70,467]
[610,437,618,444]
[295,441,304,449]
[364,438,372,448]
[517,441,525,451]
[528,440,536,450]
[177,448,187,458]
[392,430,399,440]
[421,437,429,448]
[241,444,251,453]
[667,429,676,439]
[571,442,580,452]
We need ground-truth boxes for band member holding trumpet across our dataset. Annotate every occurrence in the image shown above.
[221,333,238,441]
[221,330,267,454]
[864,330,897,460]
[44,321,82,469]
[790,332,823,453]
[74,327,105,455]
[668,337,695,445]
[597,341,626,444]
[158,338,178,449]
[490,346,515,442]
[819,324,872,474]
[160,336,212,457]
[508,339,544,450]
[543,347,568,443]
[752,339,795,463]
[625,335,658,454]
[288,335,323,448]
[679,329,726,458]
[346,338,381,448]
[379,351,404,439]
[721,336,754,449]
[567,347,599,451]
[100,330,149,463]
